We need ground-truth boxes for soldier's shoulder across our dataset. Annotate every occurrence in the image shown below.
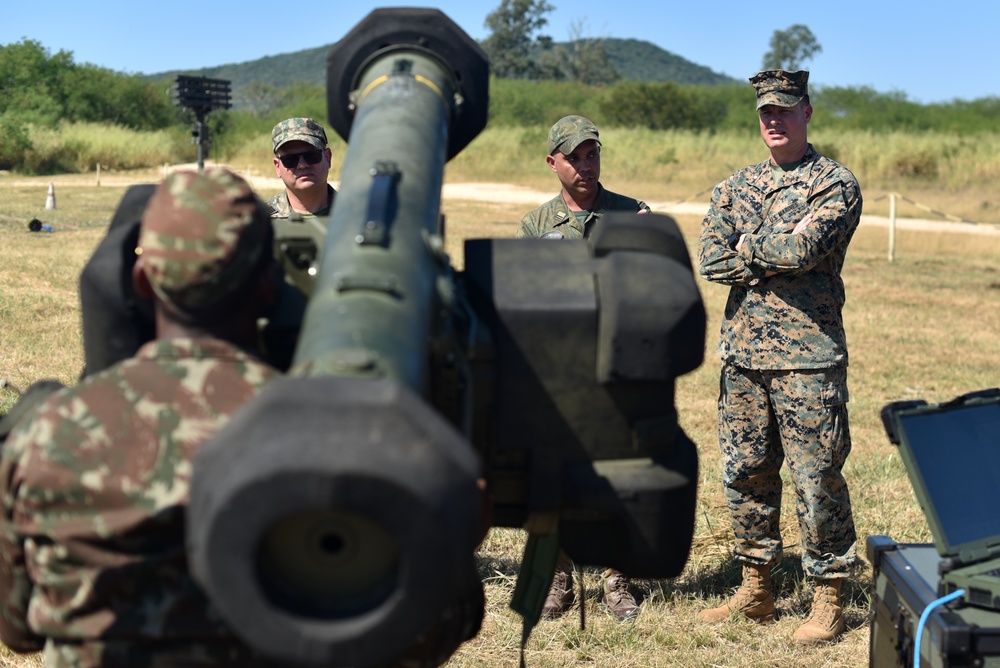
[724,160,766,187]
[518,194,567,236]
[267,192,290,218]
[808,147,860,187]
[601,189,647,212]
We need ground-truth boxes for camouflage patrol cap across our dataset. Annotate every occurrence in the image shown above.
[271,117,328,153]
[750,70,809,110]
[137,167,270,312]
[547,115,601,155]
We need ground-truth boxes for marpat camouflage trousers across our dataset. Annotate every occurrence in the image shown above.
[717,364,857,578]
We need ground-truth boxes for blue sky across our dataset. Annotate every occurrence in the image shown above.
[3,1,997,104]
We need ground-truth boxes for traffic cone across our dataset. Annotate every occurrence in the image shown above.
[45,182,56,210]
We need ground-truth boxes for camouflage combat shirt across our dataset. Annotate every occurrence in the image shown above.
[267,184,337,219]
[0,337,278,667]
[698,145,863,370]
[515,184,649,238]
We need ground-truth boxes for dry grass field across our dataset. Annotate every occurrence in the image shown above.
[1,170,998,667]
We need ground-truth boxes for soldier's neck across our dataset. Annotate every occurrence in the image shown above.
[562,186,599,212]
[287,185,329,215]
[769,142,809,168]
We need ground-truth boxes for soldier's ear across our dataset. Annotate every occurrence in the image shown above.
[131,259,154,300]
[546,153,557,172]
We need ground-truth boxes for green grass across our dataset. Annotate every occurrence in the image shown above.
[1,174,999,667]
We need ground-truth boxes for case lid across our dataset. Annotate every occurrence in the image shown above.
[882,389,1000,563]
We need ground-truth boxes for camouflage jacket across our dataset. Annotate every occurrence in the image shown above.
[515,184,649,238]
[267,184,337,219]
[698,145,863,370]
[0,337,278,666]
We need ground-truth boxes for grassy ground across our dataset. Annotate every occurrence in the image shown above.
[1,174,998,667]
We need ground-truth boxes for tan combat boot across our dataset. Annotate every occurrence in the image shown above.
[541,553,574,619]
[697,563,776,624]
[792,578,845,644]
[602,569,640,621]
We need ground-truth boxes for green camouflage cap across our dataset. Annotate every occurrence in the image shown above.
[750,70,809,110]
[271,117,328,153]
[137,167,270,312]
[547,115,601,155]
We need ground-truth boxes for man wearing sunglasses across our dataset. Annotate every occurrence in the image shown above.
[269,117,337,219]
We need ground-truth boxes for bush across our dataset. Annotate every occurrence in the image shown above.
[597,81,726,130]
[0,114,32,170]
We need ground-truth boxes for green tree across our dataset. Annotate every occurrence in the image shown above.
[482,0,554,79]
[0,39,174,130]
[597,81,725,130]
[236,81,284,118]
[761,24,822,71]
[536,20,620,86]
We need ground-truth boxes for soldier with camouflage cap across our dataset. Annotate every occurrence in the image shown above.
[0,168,281,666]
[516,115,648,622]
[516,115,649,239]
[696,70,862,645]
[269,117,337,219]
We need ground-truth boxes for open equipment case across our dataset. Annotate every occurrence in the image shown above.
[869,388,1000,668]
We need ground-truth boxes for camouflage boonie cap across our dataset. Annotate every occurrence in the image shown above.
[547,115,601,155]
[271,117,328,153]
[750,70,809,110]
[137,168,270,312]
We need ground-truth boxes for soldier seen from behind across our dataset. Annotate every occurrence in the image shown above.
[516,115,649,621]
[269,117,337,219]
[0,168,282,666]
[696,70,863,644]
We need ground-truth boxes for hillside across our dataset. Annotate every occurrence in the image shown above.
[602,39,736,85]
[149,37,737,104]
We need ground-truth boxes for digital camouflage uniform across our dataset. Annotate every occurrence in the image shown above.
[268,117,336,219]
[0,168,280,667]
[515,186,649,239]
[698,142,863,578]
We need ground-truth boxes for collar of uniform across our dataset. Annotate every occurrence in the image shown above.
[135,337,254,363]
[554,183,606,225]
[751,145,819,193]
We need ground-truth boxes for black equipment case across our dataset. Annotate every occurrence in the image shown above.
[868,536,1000,668]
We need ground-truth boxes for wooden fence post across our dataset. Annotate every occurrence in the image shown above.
[888,192,897,262]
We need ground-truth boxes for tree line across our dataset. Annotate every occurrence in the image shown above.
[1,34,997,174]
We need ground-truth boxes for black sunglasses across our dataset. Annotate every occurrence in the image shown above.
[278,150,324,169]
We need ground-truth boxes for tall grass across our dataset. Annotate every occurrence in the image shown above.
[8,123,1000,224]
[23,122,189,174]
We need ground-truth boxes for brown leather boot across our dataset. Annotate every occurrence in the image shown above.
[792,578,845,644]
[602,569,640,621]
[697,563,776,624]
[541,553,574,619]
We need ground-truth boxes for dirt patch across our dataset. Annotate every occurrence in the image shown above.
[4,169,998,236]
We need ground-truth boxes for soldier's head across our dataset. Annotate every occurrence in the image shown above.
[750,70,812,163]
[134,167,276,337]
[545,115,602,205]
[271,117,332,196]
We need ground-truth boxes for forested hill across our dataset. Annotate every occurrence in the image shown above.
[602,39,736,85]
[149,37,737,90]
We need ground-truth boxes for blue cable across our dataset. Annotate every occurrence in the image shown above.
[913,588,965,668]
